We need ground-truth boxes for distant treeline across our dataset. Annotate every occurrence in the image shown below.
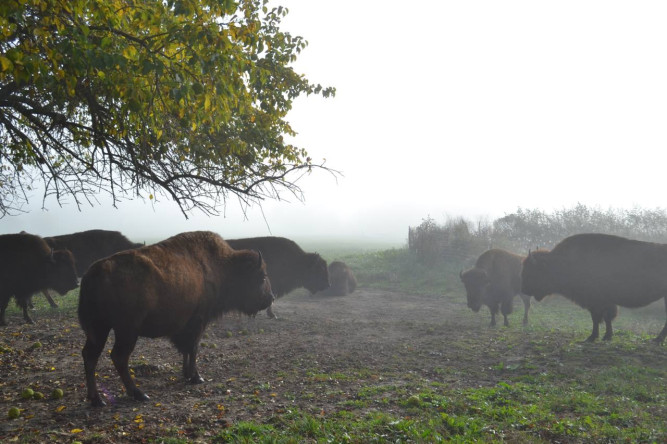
[408,204,667,266]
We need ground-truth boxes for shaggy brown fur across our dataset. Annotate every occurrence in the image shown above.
[460,249,531,327]
[317,261,357,296]
[0,233,78,325]
[226,237,329,318]
[78,231,275,406]
[45,229,143,276]
[522,233,667,343]
[28,230,142,308]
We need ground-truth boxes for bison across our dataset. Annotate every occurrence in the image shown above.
[317,261,357,296]
[45,229,144,276]
[226,237,330,318]
[521,233,667,343]
[460,249,531,327]
[32,229,143,308]
[0,233,78,326]
[78,231,275,406]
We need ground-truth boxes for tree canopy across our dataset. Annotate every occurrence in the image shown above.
[0,0,334,217]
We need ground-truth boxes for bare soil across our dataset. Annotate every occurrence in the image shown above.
[0,288,665,442]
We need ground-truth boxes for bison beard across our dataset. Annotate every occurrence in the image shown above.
[78,231,275,407]
[459,249,531,327]
[521,233,667,343]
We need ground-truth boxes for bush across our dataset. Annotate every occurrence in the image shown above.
[409,204,667,269]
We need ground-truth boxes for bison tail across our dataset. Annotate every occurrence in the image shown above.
[77,273,103,334]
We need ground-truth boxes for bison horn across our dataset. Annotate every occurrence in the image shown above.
[459,270,464,280]
[256,250,263,268]
[49,248,55,263]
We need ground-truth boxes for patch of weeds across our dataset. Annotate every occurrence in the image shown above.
[305,370,353,382]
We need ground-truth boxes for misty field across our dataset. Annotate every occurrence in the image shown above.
[1,245,666,443]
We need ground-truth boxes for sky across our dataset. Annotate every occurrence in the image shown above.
[2,0,667,245]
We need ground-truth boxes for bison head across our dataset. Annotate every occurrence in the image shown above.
[302,253,330,295]
[46,249,79,295]
[521,250,553,301]
[460,267,489,312]
[227,250,275,315]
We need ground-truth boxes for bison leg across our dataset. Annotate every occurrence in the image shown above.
[16,294,34,324]
[601,306,617,341]
[520,294,531,326]
[656,297,667,344]
[82,326,111,407]
[586,311,602,342]
[42,289,59,308]
[500,299,514,327]
[172,317,206,383]
[182,344,204,384]
[110,332,149,402]
[266,304,278,319]
[488,303,500,327]
[0,296,9,326]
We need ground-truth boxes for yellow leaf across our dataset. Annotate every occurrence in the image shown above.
[0,56,13,72]
[204,95,211,111]
[122,45,137,60]
[55,405,66,412]
[70,428,83,434]
[149,194,153,200]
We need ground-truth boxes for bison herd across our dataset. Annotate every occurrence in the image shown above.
[461,233,667,345]
[1,229,666,407]
[0,229,353,405]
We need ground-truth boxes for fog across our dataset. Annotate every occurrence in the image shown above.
[2,1,667,245]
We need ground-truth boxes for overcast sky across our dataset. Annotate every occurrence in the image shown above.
[2,1,667,245]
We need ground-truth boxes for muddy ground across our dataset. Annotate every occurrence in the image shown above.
[1,287,665,442]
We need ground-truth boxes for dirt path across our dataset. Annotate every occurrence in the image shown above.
[0,288,664,442]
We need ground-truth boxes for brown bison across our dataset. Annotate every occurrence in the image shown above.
[460,249,531,327]
[226,237,330,318]
[78,231,275,406]
[317,261,357,296]
[32,229,143,308]
[521,233,667,343]
[0,233,78,325]
[45,229,144,276]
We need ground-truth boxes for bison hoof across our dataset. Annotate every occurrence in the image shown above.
[90,395,107,407]
[584,336,597,343]
[132,390,150,402]
[189,375,205,384]
[25,318,35,324]
[602,335,613,341]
